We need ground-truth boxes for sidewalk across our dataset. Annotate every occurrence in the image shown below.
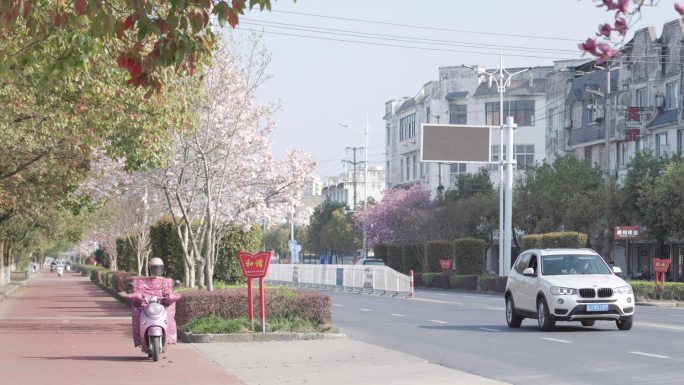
[0,271,244,385]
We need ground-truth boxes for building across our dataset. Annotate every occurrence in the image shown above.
[322,166,386,210]
[545,20,684,279]
[384,65,553,198]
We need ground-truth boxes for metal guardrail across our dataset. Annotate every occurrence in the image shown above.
[264,264,412,296]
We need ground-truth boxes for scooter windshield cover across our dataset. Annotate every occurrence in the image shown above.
[145,302,164,318]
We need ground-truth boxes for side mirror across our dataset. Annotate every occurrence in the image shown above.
[523,267,535,276]
[612,266,623,274]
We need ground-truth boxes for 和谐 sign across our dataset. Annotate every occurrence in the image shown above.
[238,251,272,278]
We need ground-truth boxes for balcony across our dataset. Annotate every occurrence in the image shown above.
[567,124,606,147]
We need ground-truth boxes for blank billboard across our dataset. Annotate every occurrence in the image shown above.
[420,124,491,163]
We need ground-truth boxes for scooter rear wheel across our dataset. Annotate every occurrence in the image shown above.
[151,336,161,362]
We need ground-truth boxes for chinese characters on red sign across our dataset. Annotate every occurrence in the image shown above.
[238,251,272,278]
[653,258,671,274]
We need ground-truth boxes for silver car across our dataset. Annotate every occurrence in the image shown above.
[505,248,635,331]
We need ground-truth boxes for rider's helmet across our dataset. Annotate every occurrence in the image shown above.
[149,258,164,277]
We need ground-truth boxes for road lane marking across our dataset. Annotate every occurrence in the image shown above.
[333,304,344,307]
[636,322,684,331]
[484,307,505,311]
[359,308,372,312]
[428,319,447,324]
[479,327,500,332]
[436,293,447,296]
[410,297,463,305]
[630,351,669,359]
[542,338,572,344]
[391,313,405,317]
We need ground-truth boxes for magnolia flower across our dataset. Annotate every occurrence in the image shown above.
[676,2,684,16]
[596,43,621,64]
[579,38,599,56]
[597,23,612,38]
[614,17,627,35]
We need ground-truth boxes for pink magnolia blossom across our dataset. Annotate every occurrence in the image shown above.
[596,43,621,64]
[676,2,684,16]
[597,23,612,38]
[614,17,627,35]
[579,38,599,56]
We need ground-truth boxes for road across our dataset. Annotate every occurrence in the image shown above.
[327,288,684,385]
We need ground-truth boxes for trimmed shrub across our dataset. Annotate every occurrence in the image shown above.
[433,274,451,289]
[387,244,404,272]
[495,277,508,292]
[112,271,138,292]
[477,276,497,292]
[426,241,453,273]
[413,274,424,287]
[521,232,587,251]
[629,280,684,301]
[421,272,439,287]
[373,245,388,261]
[403,244,424,273]
[175,287,331,327]
[449,275,478,290]
[521,234,543,250]
[453,238,486,275]
[76,264,103,278]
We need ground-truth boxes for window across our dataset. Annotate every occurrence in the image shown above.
[413,155,417,180]
[666,82,678,110]
[399,113,416,141]
[449,163,467,187]
[548,107,562,132]
[426,107,431,123]
[678,130,684,153]
[400,159,404,181]
[656,133,668,159]
[489,144,507,171]
[635,88,647,108]
[386,161,390,180]
[514,144,535,170]
[584,147,593,163]
[449,103,467,124]
[405,157,410,180]
[617,142,628,167]
[486,100,535,126]
[386,125,390,146]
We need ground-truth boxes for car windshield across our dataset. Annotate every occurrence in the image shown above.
[541,254,612,275]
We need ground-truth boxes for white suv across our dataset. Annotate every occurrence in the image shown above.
[505,248,635,331]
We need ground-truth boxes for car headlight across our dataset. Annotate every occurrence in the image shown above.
[614,285,633,294]
[550,286,577,295]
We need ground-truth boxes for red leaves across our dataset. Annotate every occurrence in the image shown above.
[232,0,243,13]
[3,0,19,22]
[123,13,139,30]
[75,0,87,16]
[22,0,32,18]
[228,9,239,28]
[116,52,147,86]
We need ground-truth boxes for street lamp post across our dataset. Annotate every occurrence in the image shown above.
[464,57,530,276]
[339,122,369,258]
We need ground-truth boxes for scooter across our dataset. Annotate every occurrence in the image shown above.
[128,293,180,362]
[56,265,64,278]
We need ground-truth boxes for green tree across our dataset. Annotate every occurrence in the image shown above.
[305,200,346,254]
[320,209,360,259]
[263,224,290,258]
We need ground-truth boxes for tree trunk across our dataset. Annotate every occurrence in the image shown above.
[0,239,5,285]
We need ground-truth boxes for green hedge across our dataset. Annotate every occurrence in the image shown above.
[630,280,684,301]
[426,241,453,273]
[449,275,478,290]
[420,272,439,287]
[454,238,485,275]
[387,244,403,272]
[477,276,498,292]
[521,232,587,250]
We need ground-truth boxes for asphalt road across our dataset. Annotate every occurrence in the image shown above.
[327,288,684,385]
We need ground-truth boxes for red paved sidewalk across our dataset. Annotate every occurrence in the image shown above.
[0,271,245,385]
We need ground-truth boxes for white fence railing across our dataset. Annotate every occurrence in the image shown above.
[264,264,412,296]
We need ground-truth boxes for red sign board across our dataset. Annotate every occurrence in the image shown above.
[238,251,272,278]
[653,258,671,273]
[614,226,642,240]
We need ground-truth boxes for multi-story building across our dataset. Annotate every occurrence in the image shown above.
[545,20,684,279]
[384,65,552,198]
[322,166,386,210]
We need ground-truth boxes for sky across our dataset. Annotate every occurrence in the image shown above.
[233,0,680,181]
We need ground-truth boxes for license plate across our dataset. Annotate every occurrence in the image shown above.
[586,304,609,312]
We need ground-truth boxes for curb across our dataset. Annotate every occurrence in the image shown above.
[178,329,346,343]
[636,301,683,308]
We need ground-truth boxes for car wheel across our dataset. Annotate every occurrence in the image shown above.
[505,296,523,328]
[537,297,555,331]
[616,316,633,331]
[581,320,595,327]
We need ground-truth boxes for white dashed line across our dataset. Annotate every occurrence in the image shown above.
[485,307,505,311]
[359,308,372,312]
[630,351,669,359]
[333,304,343,307]
[428,319,447,324]
[479,327,500,332]
[542,338,572,344]
[391,313,405,317]
[637,322,684,331]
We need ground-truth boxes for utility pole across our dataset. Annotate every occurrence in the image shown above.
[343,146,365,210]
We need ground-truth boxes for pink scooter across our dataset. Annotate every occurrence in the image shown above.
[128,293,180,361]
